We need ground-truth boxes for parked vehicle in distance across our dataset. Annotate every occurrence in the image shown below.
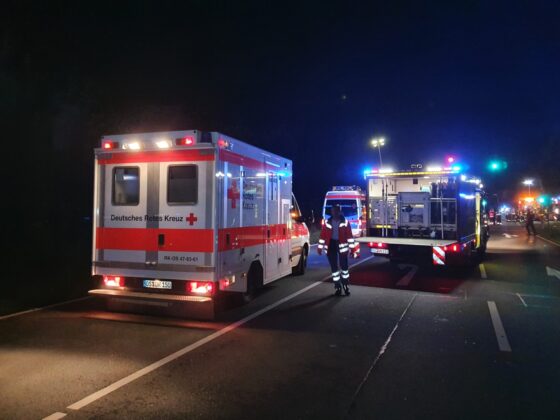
[322,186,366,237]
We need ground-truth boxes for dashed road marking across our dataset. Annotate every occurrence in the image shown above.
[41,256,375,415]
[396,264,418,287]
[348,293,418,415]
[516,293,528,307]
[487,301,512,352]
[537,235,560,247]
[546,266,560,280]
[42,412,67,420]
[479,263,487,279]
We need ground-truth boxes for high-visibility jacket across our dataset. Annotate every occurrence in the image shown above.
[318,216,359,256]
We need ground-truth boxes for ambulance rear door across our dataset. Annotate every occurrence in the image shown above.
[94,157,150,269]
[93,147,215,280]
[158,155,215,271]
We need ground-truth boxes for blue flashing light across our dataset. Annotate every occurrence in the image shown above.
[459,193,475,200]
[451,164,462,172]
[363,168,379,178]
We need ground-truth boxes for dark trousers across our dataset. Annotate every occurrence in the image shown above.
[526,221,536,235]
[327,240,349,287]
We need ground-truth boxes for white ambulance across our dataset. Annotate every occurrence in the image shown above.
[322,186,366,237]
[90,130,309,317]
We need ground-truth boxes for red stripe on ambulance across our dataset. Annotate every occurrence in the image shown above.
[96,227,214,252]
[218,224,290,251]
[219,149,280,172]
[97,225,292,253]
[98,149,215,165]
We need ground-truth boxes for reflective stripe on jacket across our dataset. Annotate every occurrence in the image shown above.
[318,216,359,254]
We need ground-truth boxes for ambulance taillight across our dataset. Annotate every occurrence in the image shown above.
[187,281,214,295]
[103,275,123,287]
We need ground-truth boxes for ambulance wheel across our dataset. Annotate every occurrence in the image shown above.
[292,245,308,276]
[243,262,263,302]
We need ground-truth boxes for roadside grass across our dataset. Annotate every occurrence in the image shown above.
[537,221,560,245]
[3,222,93,317]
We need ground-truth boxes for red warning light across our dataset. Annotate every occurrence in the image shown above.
[176,136,195,146]
[217,138,229,148]
[102,140,118,150]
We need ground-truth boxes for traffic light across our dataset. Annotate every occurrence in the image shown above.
[487,160,508,172]
[538,195,551,206]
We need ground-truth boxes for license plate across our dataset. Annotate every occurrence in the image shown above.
[143,279,172,289]
[372,248,389,254]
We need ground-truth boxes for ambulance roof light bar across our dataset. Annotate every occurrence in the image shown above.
[363,167,463,179]
[332,185,363,192]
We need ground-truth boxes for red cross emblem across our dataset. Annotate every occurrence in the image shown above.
[227,180,240,209]
[186,212,198,226]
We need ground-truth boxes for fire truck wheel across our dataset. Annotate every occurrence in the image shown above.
[476,244,486,261]
[292,245,308,276]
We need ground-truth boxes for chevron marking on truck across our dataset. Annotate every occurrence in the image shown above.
[433,246,446,265]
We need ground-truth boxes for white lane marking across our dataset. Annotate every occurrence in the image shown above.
[516,293,558,300]
[546,266,560,280]
[0,297,91,321]
[396,264,418,287]
[502,233,518,239]
[349,293,418,412]
[64,256,374,411]
[42,412,67,420]
[487,301,512,352]
[479,263,487,279]
[310,243,318,248]
[537,235,560,247]
[516,293,528,308]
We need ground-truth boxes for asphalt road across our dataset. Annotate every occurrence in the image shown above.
[1,223,560,420]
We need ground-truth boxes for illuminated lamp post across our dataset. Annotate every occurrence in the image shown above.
[370,137,386,167]
[523,179,534,198]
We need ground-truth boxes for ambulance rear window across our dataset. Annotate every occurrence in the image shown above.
[324,199,358,218]
[112,167,140,206]
[168,165,198,205]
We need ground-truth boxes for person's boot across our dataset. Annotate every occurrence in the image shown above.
[334,285,342,296]
[343,284,350,296]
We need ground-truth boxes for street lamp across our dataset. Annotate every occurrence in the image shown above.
[370,137,386,167]
[370,136,387,236]
[523,179,534,197]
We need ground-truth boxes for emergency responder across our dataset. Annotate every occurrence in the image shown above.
[526,208,537,235]
[317,205,359,296]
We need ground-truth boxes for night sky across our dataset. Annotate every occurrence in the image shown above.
[3,0,560,231]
